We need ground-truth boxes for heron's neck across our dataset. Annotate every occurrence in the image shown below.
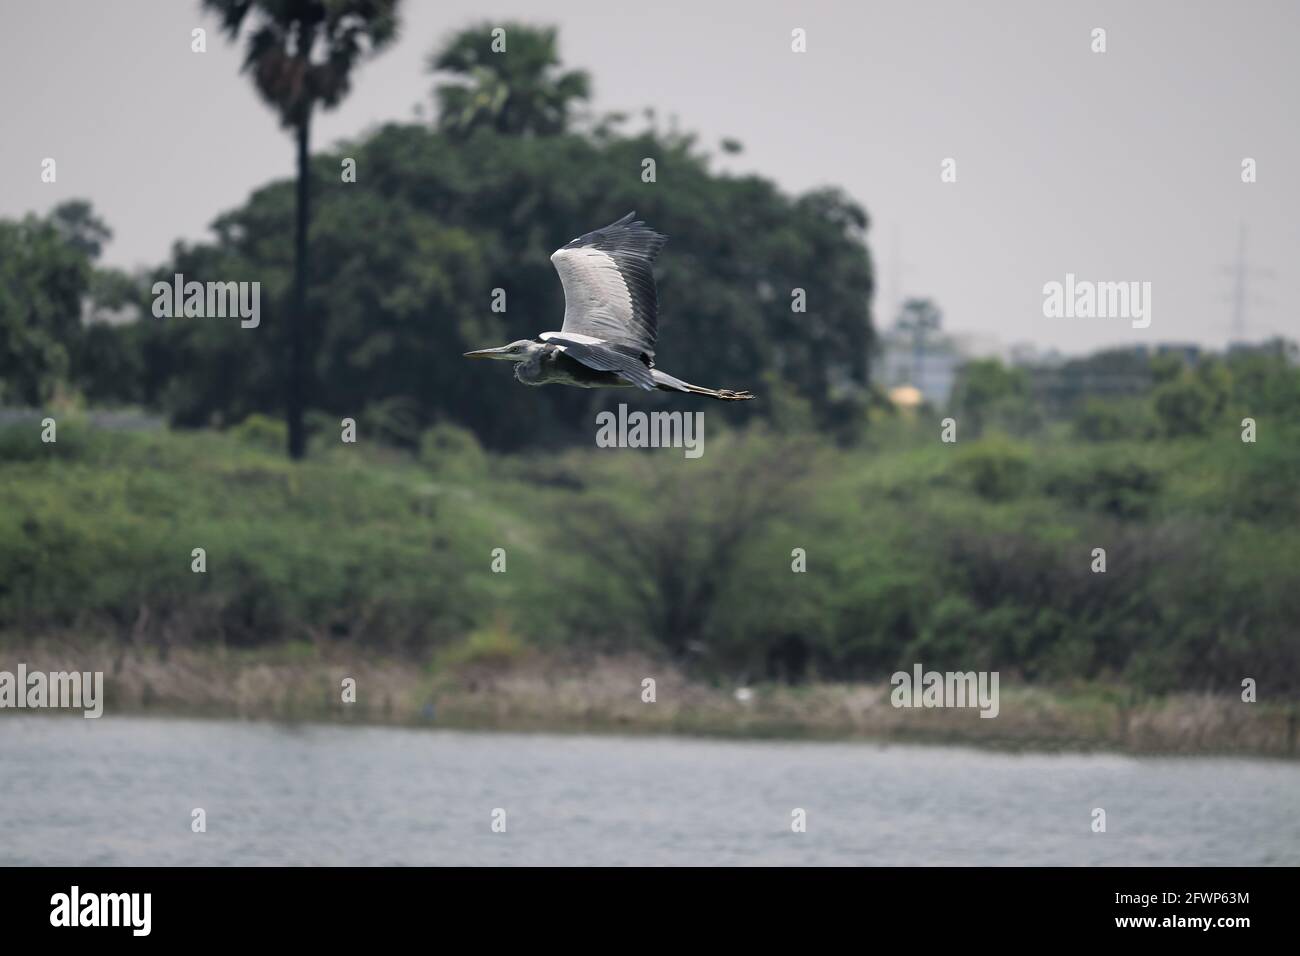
[514,347,546,383]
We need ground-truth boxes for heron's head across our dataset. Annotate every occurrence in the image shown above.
[463,340,540,363]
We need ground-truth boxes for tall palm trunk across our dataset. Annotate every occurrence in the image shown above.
[288,111,311,460]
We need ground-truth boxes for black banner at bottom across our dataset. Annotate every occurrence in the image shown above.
[0,866,1283,942]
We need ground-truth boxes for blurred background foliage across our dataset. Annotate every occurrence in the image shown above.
[1,18,1297,695]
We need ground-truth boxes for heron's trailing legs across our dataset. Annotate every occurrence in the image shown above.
[651,369,755,401]
[672,384,755,401]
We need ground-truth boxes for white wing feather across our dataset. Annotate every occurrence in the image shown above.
[550,247,637,347]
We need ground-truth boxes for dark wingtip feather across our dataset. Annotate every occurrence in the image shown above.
[562,213,667,252]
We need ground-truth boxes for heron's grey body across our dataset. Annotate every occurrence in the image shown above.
[514,344,630,389]
[464,213,754,402]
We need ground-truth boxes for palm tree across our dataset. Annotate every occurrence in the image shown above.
[203,0,401,459]
[430,23,590,137]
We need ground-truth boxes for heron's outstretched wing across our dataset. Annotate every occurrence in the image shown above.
[548,211,667,361]
[544,334,656,391]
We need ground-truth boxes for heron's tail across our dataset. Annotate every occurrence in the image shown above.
[652,369,755,401]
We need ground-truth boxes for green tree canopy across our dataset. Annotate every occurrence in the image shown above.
[0,205,101,405]
[124,120,874,449]
[430,22,591,137]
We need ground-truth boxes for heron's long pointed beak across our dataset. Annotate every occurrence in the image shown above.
[463,347,509,360]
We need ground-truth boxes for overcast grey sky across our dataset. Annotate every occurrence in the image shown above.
[2,0,1296,354]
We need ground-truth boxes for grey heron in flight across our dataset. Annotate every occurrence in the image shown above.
[464,213,755,401]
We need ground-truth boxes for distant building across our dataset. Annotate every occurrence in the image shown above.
[1154,343,1202,365]
[1099,343,1202,366]
[1008,342,1064,369]
[1227,339,1297,362]
[873,300,972,407]
[887,384,924,411]
[877,344,960,407]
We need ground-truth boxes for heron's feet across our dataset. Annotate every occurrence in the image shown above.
[717,389,755,401]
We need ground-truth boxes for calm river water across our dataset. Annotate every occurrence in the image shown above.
[2,716,1296,865]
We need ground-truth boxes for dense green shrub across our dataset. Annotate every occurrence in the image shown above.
[1043,460,1163,519]
[953,436,1031,501]
[1072,397,1149,441]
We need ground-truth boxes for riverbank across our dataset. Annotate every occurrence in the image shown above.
[3,635,1294,757]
